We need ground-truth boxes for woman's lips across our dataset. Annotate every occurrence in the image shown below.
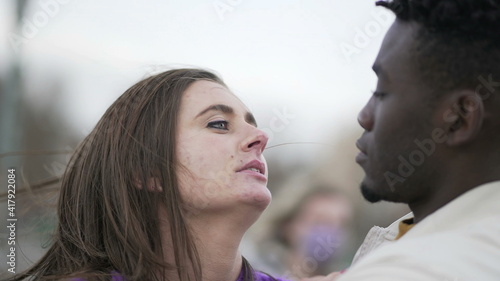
[238,169,268,181]
[237,160,267,181]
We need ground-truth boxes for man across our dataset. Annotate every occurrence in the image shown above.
[307,0,500,280]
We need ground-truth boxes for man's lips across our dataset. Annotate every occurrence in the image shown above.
[355,139,368,164]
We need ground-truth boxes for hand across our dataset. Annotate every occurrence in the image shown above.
[300,272,342,281]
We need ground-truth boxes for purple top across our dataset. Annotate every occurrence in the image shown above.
[73,268,290,281]
[237,270,290,281]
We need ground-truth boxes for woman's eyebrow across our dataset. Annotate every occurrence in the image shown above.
[245,112,257,127]
[195,104,257,126]
[196,104,234,118]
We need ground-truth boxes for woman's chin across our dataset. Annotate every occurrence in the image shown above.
[239,186,272,210]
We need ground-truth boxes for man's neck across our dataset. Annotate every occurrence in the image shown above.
[409,176,498,223]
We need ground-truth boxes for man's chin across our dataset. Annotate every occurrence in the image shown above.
[360,183,383,203]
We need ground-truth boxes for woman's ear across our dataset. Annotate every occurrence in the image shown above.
[133,177,163,192]
[440,90,484,146]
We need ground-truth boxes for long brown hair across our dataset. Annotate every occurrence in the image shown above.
[6,69,254,280]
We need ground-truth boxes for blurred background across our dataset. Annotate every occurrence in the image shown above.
[0,0,409,278]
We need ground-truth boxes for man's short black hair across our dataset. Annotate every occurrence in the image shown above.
[376,0,500,97]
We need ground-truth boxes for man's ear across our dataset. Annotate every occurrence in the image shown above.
[440,90,484,146]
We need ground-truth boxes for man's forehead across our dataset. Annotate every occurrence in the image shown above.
[374,21,420,77]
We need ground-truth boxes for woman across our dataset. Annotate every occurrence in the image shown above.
[7,69,288,281]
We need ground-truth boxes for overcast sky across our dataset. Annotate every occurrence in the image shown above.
[1,0,395,164]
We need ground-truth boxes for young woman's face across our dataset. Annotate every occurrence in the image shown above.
[176,80,271,214]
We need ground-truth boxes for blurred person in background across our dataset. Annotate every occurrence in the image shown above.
[307,0,500,280]
[254,183,355,281]
[277,187,353,279]
[4,69,290,281]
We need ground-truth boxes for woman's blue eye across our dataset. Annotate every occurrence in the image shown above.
[207,120,229,130]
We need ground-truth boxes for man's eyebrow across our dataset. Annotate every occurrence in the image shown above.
[196,104,234,118]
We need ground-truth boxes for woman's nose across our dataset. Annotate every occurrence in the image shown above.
[242,127,269,154]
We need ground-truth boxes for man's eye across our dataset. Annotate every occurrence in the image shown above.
[207,120,229,130]
[372,91,387,99]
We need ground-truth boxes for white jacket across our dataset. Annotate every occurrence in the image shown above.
[338,181,500,281]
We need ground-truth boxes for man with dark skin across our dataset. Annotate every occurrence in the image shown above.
[304,0,500,280]
[356,13,500,225]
